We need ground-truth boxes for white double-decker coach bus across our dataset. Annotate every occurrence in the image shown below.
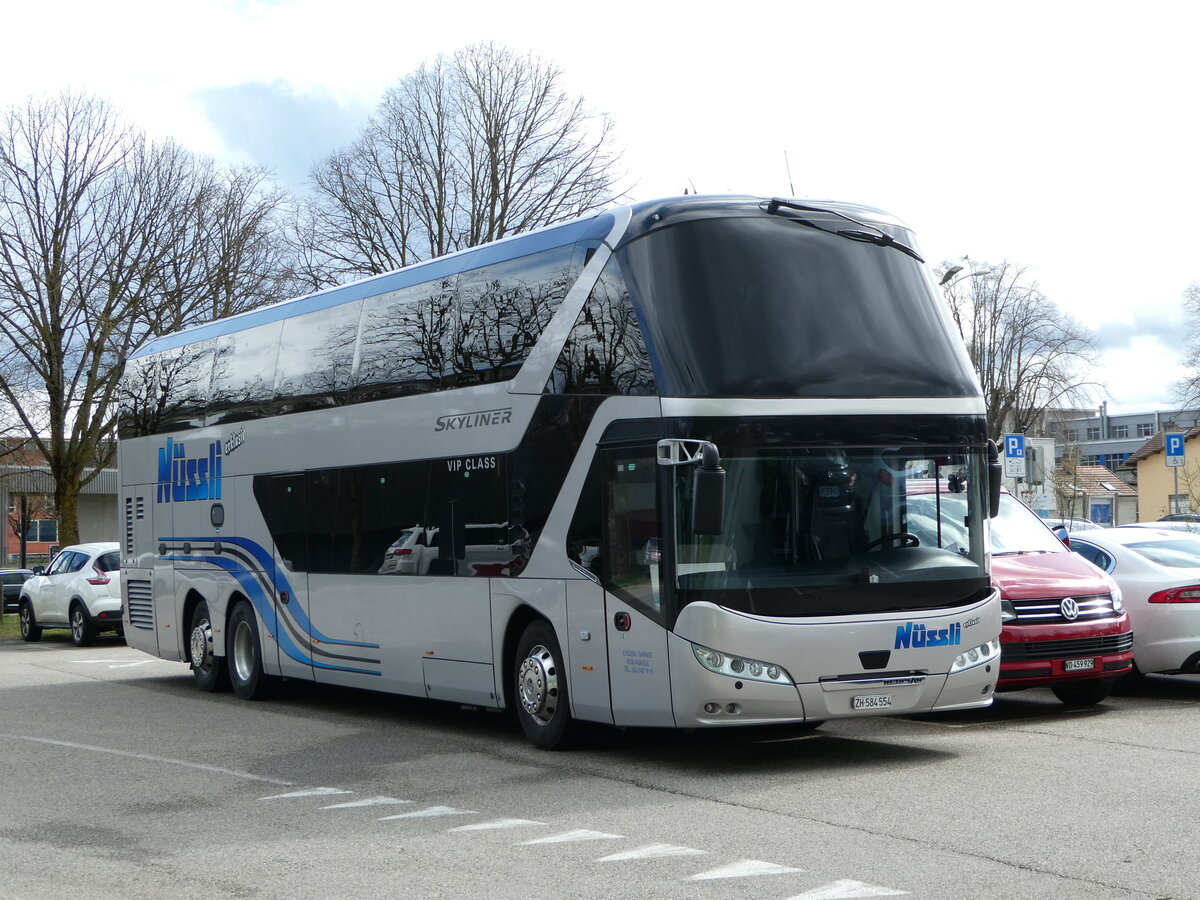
[117,195,1003,749]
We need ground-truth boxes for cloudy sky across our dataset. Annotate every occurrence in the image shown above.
[2,0,1196,414]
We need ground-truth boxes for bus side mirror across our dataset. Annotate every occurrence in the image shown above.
[692,444,726,535]
[987,439,1002,518]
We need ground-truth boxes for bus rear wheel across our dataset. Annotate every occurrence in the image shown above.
[228,601,274,700]
[514,620,575,750]
[189,601,230,692]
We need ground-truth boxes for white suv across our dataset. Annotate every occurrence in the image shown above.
[18,542,123,646]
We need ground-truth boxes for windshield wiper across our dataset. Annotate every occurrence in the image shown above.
[764,198,925,263]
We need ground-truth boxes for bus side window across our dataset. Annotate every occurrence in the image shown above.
[567,457,604,578]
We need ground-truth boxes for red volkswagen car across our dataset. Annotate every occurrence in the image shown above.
[909,488,1132,705]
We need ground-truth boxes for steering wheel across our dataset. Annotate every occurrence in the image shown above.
[866,532,920,550]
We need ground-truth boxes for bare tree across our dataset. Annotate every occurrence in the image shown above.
[302,42,623,281]
[940,261,1099,437]
[1175,281,1200,407]
[0,93,294,544]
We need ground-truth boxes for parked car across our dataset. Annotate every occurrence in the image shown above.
[1158,514,1200,523]
[1068,527,1200,675]
[908,489,1132,705]
[1,567,34,614]
[1124,521,1200,533]
[1040,515,1102,532]
[17,542,123,645]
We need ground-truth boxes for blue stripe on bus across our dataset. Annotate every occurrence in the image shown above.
[135,212,615,358]
[161,535,382,651]
[162,553,382,676]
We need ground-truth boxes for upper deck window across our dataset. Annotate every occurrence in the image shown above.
[617,214,980,399]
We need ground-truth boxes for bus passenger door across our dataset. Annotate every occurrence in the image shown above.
[601,447,674,727]
[258,473,311,681]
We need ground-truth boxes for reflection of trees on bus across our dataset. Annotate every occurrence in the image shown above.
[550,258,655,396]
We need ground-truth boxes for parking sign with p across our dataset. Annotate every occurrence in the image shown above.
[1166,433,1186,467]
[1004,433,1026,478]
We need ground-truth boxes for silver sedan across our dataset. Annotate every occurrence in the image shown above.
[1068,527,1200,674]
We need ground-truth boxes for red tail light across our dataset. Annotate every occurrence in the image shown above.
[395,548,412,556]
[1148,585,1200,603]
[86,565,111,586]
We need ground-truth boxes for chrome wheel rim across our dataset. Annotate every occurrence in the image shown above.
[232,618,255,683]
[190,616,214,672]
[71,608,84,640]
[19,606,30,637]
[518,644,559,726]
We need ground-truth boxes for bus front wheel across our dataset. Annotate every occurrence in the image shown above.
[228,601,274,700]
[514,620,575,750]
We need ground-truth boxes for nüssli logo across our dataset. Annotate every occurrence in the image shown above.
[894,621,962,649]
[157,437,222,503]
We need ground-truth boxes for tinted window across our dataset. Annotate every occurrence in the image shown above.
[603,448,661,617]
[274,301,363,412]
[549,256,656,395]
[357,279,457,398]
[452,245,578,386]
[618,214,979,398]
[96,552,120,572]
[1071,542,1112,570]
[207,322,283,425]
[156,341,216,432]
[47,552,77,576]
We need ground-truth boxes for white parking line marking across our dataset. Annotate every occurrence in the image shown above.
[521,829,624,845]
[786,879,908,899]
[447,818,544,832]
[75,659,155,668]
[689,859,805,880]
[379,806,476,820]
[5,735,294,786]
[259,787,353,800]
[322,796,410,809]
[597,843,705,862]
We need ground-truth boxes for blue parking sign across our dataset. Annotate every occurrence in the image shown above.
[1166,433,1186,467]
[1003,433,1026,477]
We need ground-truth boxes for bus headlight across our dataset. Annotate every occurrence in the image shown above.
[691,643,793,684]
[950,639,1000,674]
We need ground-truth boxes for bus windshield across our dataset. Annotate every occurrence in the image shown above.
[668,446,990,617]
[618,212,979,399]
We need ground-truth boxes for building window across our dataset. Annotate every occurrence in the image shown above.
[1111,425,1128,439]
[1171,494,1191,516]
[1065,429,1079,442]
[24,519,58,543]
[1138,423,1153,437]
[1081,455,1100,466]
[1086,426,1101,440]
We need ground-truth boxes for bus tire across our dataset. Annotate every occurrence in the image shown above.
[70,601,96,647]
[189,601,230,692]
[514,620,575,750]
[228,600,274,700]
[19,599,41,642]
